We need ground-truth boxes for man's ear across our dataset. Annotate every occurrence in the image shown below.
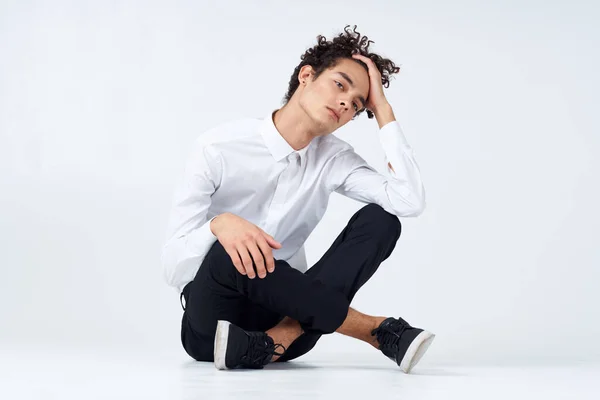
[298,65,315,82]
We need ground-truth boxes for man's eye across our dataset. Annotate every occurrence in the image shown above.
[335,81,358,112]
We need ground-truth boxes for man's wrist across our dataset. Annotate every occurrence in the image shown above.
[372,102,395,129]
[210,214,225,236]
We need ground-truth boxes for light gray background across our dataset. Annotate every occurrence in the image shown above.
[1,0,598,366]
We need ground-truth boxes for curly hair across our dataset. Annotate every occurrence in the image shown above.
[282,25,401,119]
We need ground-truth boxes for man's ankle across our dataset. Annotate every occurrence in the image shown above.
[265,318,304,361]
[368,316,388,348]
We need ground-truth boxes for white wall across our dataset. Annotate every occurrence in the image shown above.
[1,0,598,365]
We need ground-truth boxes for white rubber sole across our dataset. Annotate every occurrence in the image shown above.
[214,320,231,370]
[399,330,435,373]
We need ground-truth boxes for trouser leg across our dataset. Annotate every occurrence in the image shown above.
[275,203,402,362]
[180,237,350,361]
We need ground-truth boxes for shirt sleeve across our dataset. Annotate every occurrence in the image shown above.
[161,139,222,292]
[332,120,426,217]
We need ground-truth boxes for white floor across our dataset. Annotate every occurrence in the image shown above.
[1,345,598,399]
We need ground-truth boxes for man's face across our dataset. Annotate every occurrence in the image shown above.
[298,58,370,132]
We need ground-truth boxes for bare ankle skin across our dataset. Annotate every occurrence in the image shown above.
[266,317,304,361]
[264,309,388,363]
[336,308,387,349]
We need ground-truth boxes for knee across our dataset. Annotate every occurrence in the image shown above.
[359,203,402,241]
[206,240,227,259]
[205,240,236,268]
[202,240,238,279]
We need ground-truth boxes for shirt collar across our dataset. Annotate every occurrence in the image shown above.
[259,109,312,166]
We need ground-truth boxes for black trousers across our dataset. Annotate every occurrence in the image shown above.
[180,203,402,362]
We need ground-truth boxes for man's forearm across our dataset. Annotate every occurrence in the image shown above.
[373,103,398,172]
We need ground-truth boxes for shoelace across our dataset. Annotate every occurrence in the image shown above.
[241,333,287,367]
[371,318,408,349]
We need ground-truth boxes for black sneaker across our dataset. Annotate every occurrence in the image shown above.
[371,317,435,373]
[213,320,286,370]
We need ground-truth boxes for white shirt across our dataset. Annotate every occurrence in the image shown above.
[161,109,426,293]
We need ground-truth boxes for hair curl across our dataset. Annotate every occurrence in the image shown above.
[282,25,401,119]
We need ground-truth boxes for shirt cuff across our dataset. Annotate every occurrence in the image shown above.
[378,120,411,150]
[186,215,219,255]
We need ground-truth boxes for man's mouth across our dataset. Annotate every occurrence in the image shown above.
[326,107,339,122]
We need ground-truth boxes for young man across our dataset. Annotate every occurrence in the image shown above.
[161,26,434,373]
